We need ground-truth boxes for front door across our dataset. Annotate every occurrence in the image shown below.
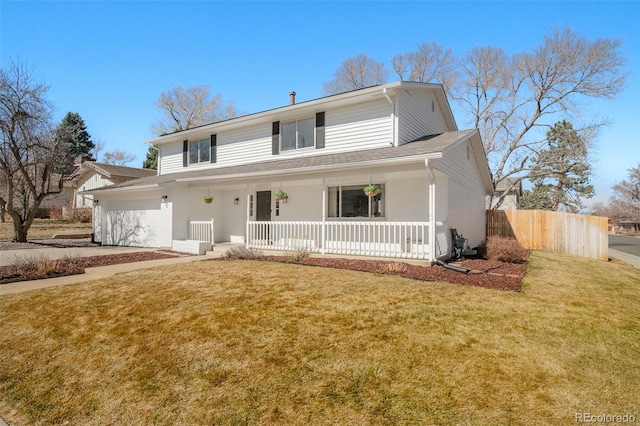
[256,191,271,241]
[256,191,271,221]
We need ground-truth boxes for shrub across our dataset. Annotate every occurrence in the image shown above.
[285,246,311,263]
[382,262,408,273]
[70,208,92,223]
[486,237,529,263]
[223,245,264,260]
[60,251,86,269]
[13,253,58,276]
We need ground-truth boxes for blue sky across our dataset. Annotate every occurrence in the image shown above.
[1,1,638,207]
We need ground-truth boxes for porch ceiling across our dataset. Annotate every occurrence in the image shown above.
[88,130,476,194]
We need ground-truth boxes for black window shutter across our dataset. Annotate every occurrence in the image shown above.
[210,134,217,163]
[183,140,188,167]
[272,121,280,155]
[315,112,325,149]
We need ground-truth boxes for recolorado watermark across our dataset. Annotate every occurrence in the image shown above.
[576,413,636,423]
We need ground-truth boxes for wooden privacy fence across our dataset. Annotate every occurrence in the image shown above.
[486,210,608,260]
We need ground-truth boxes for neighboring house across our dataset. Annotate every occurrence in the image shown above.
[69,161,157,208]
[486,178,523,210]
[86,81,494,261]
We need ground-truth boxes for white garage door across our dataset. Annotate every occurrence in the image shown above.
[104,198,167,247]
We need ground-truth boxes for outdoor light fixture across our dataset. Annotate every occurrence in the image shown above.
[161,195,168,201]
[234,197,239,205]
[93,199,99,204]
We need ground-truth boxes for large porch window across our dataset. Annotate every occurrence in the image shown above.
[328,184,384,218]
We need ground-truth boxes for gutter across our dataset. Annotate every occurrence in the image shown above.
[174,154,435,184]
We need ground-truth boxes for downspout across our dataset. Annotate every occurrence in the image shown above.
[383,88,396,147]
[425,159,436,263]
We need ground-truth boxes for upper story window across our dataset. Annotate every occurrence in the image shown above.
[282,117,315,151]
[183,135,216,167]
[328,184,385,218]
[189,138,210,163]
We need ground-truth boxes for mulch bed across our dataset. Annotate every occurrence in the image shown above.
[0,251,185,285]
[222,255,527,292]
[1,237,527,291]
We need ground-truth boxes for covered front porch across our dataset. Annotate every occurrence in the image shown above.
[246,220,431,259]
[175,162,450,261]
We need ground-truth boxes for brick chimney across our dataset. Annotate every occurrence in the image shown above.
[289,91,296,105]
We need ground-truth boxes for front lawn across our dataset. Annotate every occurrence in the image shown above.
[0,219,92,241]
[1,251,638,425]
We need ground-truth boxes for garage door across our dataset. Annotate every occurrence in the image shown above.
[104,199,167,247]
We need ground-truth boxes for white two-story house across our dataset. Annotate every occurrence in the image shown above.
[87,81,493,261]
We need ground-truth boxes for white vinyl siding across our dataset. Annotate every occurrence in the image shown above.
[158,98,393,175]
[75,172,111,207]
[158,141,186,173]
[397,90,449,145]
[324,99,392,152]
[436,140,487,249]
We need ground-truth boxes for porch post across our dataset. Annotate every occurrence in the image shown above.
[426,160,436,263]
[321,178,326,254]
[246,191,250,246]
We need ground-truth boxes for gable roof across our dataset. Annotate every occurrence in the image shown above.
[86,130,493,194]
[145,81,457,146]
[69,161,157,182]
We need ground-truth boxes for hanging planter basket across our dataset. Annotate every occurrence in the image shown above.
[275,190,288,202]
[203,195,213,204]
[363,184,381,197]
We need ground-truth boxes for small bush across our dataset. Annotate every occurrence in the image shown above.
[223,245,264,260]
[285,246,311,263]
[382,262,408,273]
[47,207,64,220]
[68,208,92,223]
[486,237,529,263]
[60,251,86,268]
[13,253,58,276]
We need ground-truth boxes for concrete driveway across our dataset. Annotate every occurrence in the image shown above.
[608,235,640,268]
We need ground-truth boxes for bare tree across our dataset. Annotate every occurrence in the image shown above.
[91,138,106,161]
[451,28,627,208]
[322,54,389,95]
[392,41,458,91]
[0,60,73,241]
[102,149,136,166]
[151,85,237,136]
[611,165,640,221]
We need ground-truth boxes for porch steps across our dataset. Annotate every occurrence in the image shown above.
[205,242,244,256]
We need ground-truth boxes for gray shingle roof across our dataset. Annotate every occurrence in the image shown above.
[70,161,156,181]
[88,130,475,193]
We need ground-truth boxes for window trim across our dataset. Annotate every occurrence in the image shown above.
[188,137,212,165]
[327,184,385,219]
[281,117,315,151]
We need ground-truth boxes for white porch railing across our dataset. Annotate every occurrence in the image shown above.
[189,219,215,243]
[247,221,430,259]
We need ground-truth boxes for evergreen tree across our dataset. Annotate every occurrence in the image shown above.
[521,120,594,212]
[142,144,158,169]
[56,112,95,160]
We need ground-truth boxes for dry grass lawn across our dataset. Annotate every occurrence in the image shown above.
[0,219,92,241]
[1,251,639,425]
